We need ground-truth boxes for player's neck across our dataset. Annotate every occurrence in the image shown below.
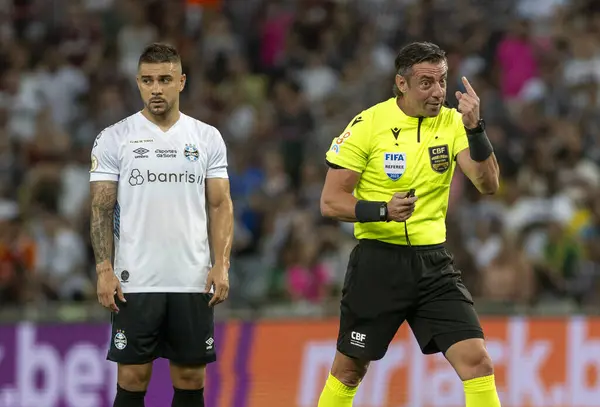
[141,108,181,132]
[395,96,421,118]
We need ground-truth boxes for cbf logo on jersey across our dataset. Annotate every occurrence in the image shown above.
[383,152,406,181]
[429,144,450,174]
[184,144,199,162]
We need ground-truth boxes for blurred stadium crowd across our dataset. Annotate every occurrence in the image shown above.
[1,0,600,314]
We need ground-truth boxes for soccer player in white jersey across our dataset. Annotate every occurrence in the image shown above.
[89,43,233,407]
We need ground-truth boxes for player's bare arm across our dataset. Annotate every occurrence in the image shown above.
[321,168,417,223]
[205,177,233,306]
[455,76,500,195]
[90,180,125,312]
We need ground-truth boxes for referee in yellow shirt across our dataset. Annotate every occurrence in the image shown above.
[318,42,501,407]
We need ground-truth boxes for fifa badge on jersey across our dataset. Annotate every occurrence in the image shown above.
[114,330,127,350]
[383,152,406,181]
[428,145,450,174]
[90,155,98,172]
[184,144,200,162]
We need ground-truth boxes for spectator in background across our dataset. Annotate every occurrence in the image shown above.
[479,233,536,305]
[32,210,90,301]
[285,216,332,304]
[0,212,36,305]
[117,0,157,81]
[540,220,584,301]
[495,18,539,102]
[272,78,314,188]
[1,0,600,313]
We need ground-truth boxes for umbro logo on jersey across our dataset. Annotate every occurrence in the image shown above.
[351,116,363,127]
[133,148,150,158]
[206,337,214,350]
[390,128,400,140]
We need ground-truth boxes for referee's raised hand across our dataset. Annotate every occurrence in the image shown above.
[387,192,418,222]
[455,76,481,129]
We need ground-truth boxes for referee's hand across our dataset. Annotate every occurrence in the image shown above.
[387,192,418,222]
[205,264,230,307]
[455,76,480,129]
[97,266,125,313]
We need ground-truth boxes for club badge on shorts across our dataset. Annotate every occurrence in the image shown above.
[114,330,127,350]
[383,152,406,181]
[428,145,450,174]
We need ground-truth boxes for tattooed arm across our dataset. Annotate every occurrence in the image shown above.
[90,181,117,266]
[90,181,124,311]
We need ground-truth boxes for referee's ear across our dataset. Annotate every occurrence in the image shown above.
[395,74,408,94]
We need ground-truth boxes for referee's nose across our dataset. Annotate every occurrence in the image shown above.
[432,82,445,98]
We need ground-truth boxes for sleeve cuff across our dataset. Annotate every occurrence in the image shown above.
[206,168,229,179]
[325,159,363,173]
[90,173,119,182]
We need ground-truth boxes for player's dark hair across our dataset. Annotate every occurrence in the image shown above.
[138,42,181,67]
[393,42,447,97]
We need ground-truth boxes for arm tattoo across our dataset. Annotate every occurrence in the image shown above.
[90,181,118,271]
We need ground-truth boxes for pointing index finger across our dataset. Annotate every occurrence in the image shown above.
[462,76,477,97]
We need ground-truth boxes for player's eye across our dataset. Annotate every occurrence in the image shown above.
[142,79,151,84]
[162,78,171,83]
[421,81,431,88]
[440,78,446,86]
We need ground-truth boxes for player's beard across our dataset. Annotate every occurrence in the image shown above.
[147,98,171,116]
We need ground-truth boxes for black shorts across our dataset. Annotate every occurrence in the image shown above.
[107,293,216,366]
[337,239,483,361]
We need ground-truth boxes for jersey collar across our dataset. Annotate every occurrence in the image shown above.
[385,97,427,125]
[137,111,184,134]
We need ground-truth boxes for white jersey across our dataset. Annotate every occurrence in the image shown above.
[89,112,228,293]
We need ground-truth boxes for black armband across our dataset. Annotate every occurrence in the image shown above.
[466,120,493,162]
[355,200,388,222]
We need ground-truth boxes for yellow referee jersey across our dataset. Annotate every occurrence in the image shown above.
[325,97,469,246]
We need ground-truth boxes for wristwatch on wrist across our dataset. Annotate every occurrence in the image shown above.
[379,203,388,221]
[466,119,485,135]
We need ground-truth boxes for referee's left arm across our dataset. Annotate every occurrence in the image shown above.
[456,143,500,195]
